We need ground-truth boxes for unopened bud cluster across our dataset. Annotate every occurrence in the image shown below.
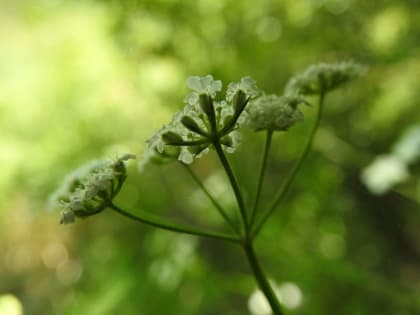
[285,61,366,95]
[50,154,135,224]
[246,95,308,132]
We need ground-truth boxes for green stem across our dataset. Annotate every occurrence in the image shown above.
[182,164,239,234]
[166,139,209,146]
[243,240,284,315]
[253,91,326,237]
[213,140,249,235]
[250,130,273,226]
[108,203,240,243]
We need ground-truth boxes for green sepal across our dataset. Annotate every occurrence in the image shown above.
[233,90,248,114]
[162,131,184,144]
[199,94,216,129]
[181,116,207,135]
[221,136,233,147]
[188,144,209,155]
[222,114,233,130]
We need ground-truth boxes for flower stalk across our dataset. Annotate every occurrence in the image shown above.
[109,203,240,243]
[252,90,326,237]
[250,129,273,225]
[214,139,249,235]
[182,163,239,234]
[243,240,284,315]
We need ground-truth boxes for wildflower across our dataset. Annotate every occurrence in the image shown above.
[285,61,366,95]
[246,95,308,132]
[49,154,135,224]
[140,75,260,168]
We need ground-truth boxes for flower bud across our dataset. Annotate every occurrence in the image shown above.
[221,135,233,147]
[60,210,75,224]
[232,90,248,114]
[162,131,184,145]
[181,116,206,135]
[246,95,305,132]
[188,144,208,155]
[199,94,216,124]
[50,155,135,224]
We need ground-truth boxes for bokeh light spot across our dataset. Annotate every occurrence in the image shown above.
[319,233,346,259]
[256,17,282,42]
[367,6,408,53]
[248,288,272,315]
[362,155,409,195]
[56,259,83,285]
[285,0,313,27]
[277,282,303,309]
[248,281,303,314]
[41,241,68,269]
[0,294,23,315]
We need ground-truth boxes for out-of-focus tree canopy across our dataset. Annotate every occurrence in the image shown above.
[0,0,419,314]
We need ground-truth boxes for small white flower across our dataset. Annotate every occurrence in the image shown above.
[186,75,222,97]
[226,76,260,102]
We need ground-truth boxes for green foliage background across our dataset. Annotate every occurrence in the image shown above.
[1,0,420,314]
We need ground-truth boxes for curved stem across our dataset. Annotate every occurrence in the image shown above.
[243,240,284,315]
[108,203,240,243]
[250,130,273,226]
[253,91,326,237]
[213,141,249,235]
[182,164,239,234]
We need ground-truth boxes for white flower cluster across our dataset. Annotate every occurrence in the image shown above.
[184,75,222,105]
[226,76,260,102]
[50,154,135,224]
[246,95,308,132]
[140,75,260,168]
[285,61,366,95]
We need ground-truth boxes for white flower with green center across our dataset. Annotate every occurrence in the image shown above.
[140,75,260,168]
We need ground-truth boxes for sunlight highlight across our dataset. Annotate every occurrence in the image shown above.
[0,294,23,315]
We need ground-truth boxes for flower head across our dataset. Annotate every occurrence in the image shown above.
[226,76,259,102]
[246,95,308,132]
[285,61,366,95]
[140,75,260,169]
[49,154,135,224]
[186,75,222,97]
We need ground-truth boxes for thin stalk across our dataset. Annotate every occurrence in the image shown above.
[243,240,284,315]
[213,141,249,234]
[108,203,240,243]
[250,130,273,226]
[183,164,239,234]
[253,91,326,237]
[166,139,209,146]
